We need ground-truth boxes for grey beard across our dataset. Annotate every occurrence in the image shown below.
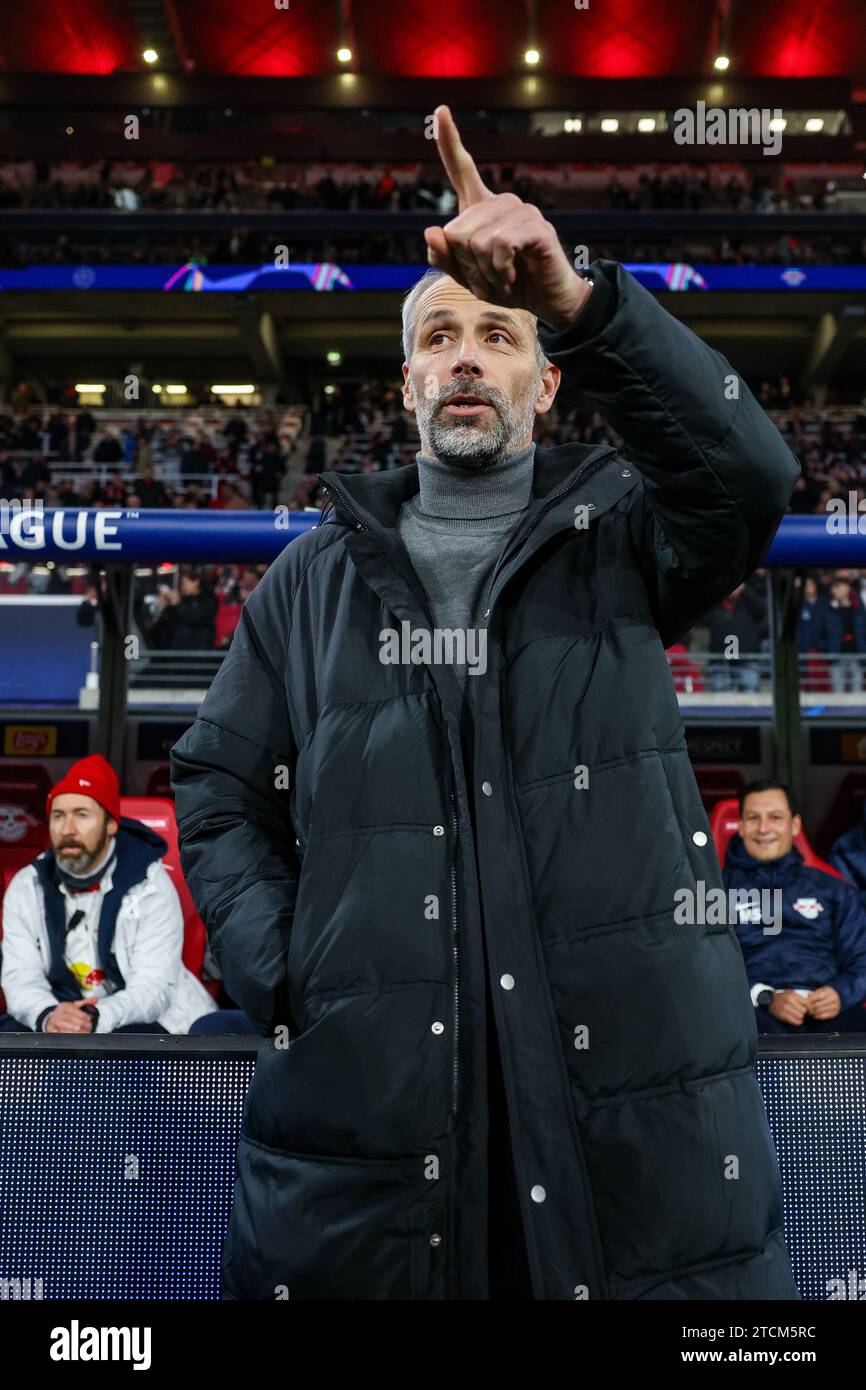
[415,381,539,471]
[57,837,111,878]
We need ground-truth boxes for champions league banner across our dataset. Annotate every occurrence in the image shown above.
[0,506,315,563]
[0,507,860,565]
[2,263,866,294]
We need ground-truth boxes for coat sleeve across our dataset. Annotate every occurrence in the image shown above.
[0,869,61,1030]
[538,260,801,647]
[824,883,866,1012]
[171,552,299,1035]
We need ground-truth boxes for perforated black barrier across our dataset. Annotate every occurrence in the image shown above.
[0,1034,861,1300]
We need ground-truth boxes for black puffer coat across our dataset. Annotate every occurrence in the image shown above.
[172,261,800,1300]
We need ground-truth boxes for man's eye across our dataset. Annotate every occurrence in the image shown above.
[489,332,509,344]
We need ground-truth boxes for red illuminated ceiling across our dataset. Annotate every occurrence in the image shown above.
[351,0,519,77]
[732,0,865,77]
[176,0,338,78]
[544,0,714,79]
[0,0,139,74]
[0,0,862,78]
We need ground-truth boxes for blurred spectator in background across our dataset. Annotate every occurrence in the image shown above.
[706,579,767,692]
[249,437,285,509]
[305,434,326,475]
[149,567,217,651]
[92,428,122,464]
[797,574,820,650]
[180,433,215,483]
[812,575,866,692]
[831,805,866,902]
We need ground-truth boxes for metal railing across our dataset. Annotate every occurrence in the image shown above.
[667,649,866,698]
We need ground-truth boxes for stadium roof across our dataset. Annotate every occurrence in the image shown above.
[0,0,863,81]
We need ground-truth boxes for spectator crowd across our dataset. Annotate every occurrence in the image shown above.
[1,381,866,675]
[2,158,865,270]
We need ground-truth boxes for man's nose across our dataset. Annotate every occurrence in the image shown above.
[450,351,482,377]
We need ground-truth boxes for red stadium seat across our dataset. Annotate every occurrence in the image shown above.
[0,768,53,1013]
[119,797,207,979]
[710,797,846,878]
[0,763,52,903]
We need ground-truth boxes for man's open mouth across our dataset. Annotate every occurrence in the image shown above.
[443,395,492,416]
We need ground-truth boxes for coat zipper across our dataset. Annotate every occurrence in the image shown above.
[484,446,619,610]
[318,479,365,532]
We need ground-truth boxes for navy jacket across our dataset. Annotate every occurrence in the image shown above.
[723,833,866,1011]
[811,598,866,655]
[831,807,866,897]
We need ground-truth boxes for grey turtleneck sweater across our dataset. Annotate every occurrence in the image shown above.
[396,442,536,690]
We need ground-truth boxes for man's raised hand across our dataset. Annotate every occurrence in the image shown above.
[424,104,592,332]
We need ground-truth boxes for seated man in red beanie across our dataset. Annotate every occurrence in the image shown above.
[0,754,216,1034]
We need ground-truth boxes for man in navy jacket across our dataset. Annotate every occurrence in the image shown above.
[830,804,866,900]
[723,781,866,1033]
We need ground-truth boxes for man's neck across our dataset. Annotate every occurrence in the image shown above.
[413,442,536,520]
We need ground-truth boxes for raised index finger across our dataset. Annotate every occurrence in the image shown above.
[432,104,493,210]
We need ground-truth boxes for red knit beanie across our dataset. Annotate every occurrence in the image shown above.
[46,754,121,824]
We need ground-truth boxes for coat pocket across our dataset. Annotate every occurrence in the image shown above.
[223,1134,444,1300]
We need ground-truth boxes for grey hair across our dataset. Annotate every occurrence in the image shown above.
[401,268,548,371]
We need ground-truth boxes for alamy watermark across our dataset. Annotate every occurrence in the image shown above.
[825,492,866,533]
[674,883,783,933]
[0,1275,44,1299]
[0,498,44,538]
[673,103,784,157]
[379,621,487,675]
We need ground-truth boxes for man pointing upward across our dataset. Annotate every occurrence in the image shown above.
[174,106,799,1300]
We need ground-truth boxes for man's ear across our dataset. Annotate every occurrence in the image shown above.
[107,816,119,838]
[533,361,561,417]
[791,813,802,839]
[401,364,416,415]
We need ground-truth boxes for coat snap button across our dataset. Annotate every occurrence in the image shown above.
[692,830,708,846]
[586,502,596,510]
[530,1185,546,1203]
[621,468,631,477]
[430,1233,442,1247]
[431,1021,445,1035]
[481,781,493,796]
[500,974,515,990]
[433,825,445,836]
